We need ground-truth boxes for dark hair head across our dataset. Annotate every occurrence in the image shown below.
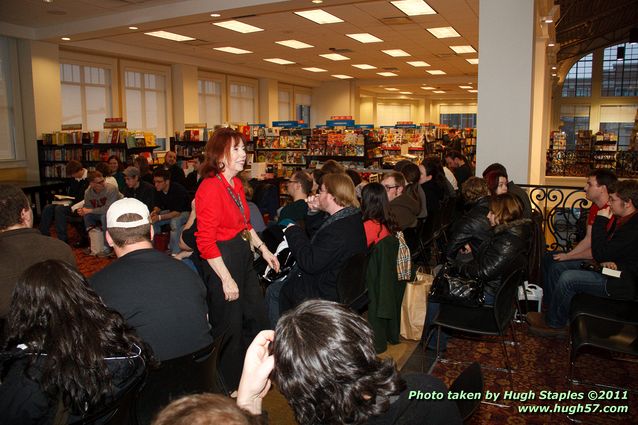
[489,193,523,224]
[107,213,152,247]
[361,183,400,235]
[3,260,149,412]
[153,168,171,181]
[293,170,313,196]
[65,160,83,176]
[394,162,420,203]
[312,169,325,190]
[609,179,638,208]
[482,163,508,179]
[87,170,104,182]
[382,171,406,188]
[0,184,29,230]
[194,153,205,163]
[202,128,246,177]
[461,177,490,203]
[444,150,466,162]
[320,159,346,175]
[272,300,405,425]
[345,169,362,187]
[589,169,617,189]
[152,393,259,425]
[107,155,123,171]
[134,156,152,175]
[95,161,112,177]
[485,170,508,195]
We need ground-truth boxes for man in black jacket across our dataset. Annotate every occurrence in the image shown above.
[123,166,155,210]
[528,180,638,336]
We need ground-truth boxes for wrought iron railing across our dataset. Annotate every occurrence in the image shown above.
[546,149,638,178]
[520,184,591,252]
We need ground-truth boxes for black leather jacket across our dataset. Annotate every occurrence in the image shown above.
[446,197,491,261]
[457,218,531,296]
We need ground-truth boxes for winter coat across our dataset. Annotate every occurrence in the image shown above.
[446,196,491,261]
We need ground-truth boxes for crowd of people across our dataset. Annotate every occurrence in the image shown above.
[1,126,636,424]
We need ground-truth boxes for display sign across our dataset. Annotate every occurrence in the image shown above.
[61,124,82,131]
[330,115,352,120]
[272,120,307,128]
[184,123,207,128]
[248,123,267,128]
[395,123,417,128]
[355,124,374,129]
[326,119,355,127]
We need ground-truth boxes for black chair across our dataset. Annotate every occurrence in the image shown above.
[136,332,226,425]
[336,251,369,312]
[449,362,483,422]
[426,268,526,388]
[569,293,638,324]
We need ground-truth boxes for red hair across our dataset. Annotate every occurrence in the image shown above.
[202,128,246,177]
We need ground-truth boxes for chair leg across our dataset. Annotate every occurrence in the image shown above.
[509,322,521,370]
[500,336,515,390]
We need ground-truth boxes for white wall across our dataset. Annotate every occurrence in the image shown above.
[311,80,356,127]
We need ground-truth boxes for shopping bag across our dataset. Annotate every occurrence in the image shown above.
[400,267,434,340]
[89,227,104,256]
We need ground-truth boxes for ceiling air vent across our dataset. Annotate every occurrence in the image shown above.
[383,67,399,71]
[434,53,455,58]
[380,17,412,25]
[329,47,354,53]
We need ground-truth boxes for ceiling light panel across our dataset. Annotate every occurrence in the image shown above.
[382,49,411,57]
[406,61,430,67]
[276,39,314,49]
[303,67,327,72]
[468,89,478,93]
[421,86,435,90]
[385,88,400,91]
[377,72,398,77]
[427,26,461,38]
[264,58,295,65]
[294,9,343,24]
[449,45,476,54]
[346,33,383,43]
[320,53,350,61]
[391,0,436,16]
[332,74,353,79]
[213,20,264,33]
[144,31,195,42]
[459,85,473,89]
[352,64,377,69]
[213,46,253,54]
[466,58,479,64]
[427,70,446,75]
[433,90,445,93]
[400,91,413,94]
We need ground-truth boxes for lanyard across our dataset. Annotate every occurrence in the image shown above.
[217,174,248,229]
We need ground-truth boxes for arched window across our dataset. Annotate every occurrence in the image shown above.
[602,42,638,96]
[561,53,592,97]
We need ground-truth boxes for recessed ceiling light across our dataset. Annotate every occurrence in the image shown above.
[551,73,557,77]
[544,18,553,23]
[382,49,411,57]
[128,26,138,30]
[385,88,400,91]
[294,9,343,24]
[352,64,377,69]
[466,58,479,64]
[449,45,476,54]
[427,26,460,39]
[551,66,557,70]
[433,90,445,93]
[303,67,327,72]
[332,74,353,79]
[276,39,314,49]
[391,0,436,16]
[210,13,221,17]
[264,58,295,65]
[346,33,383,43]
[459,85,473,89]
[213,46,253,54]
[145,31,195,42]
[421,86,435,90]
[213,20,264,33]
[468,89,478,93]
[427,69,446,75]
[377,72,398,77]
[320,53,350,61]
[312,0,323,3]
[61,37,70,41]
[43,0,53,3]
[406,61,430,67]
[399,91,413,94]
[548,42,555,47]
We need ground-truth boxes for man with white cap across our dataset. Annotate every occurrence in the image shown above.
[90,198,213,361]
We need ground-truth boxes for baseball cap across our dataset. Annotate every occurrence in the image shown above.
[123,166,140,178]
[106,198,150,229]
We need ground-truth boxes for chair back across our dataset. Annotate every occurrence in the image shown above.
[136,332,226,425]
[493,268,525,331]
[336,251,369,309]
[449,362,483,422]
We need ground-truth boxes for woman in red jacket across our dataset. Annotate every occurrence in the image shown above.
[195,127,279,393]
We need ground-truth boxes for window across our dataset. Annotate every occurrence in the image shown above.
[124,70,168,137]
[60,63,112,130]
[198,78,222,126]
[228,80,257,123]
[294,90,312,123]
[599,105,638,149]
[377,102,411,127]
[278,88,292,121]
[559,105,590,147]
[440,113,476,128]
[602,43,638,97]
[561,53,592,97]
[0,37,17,160]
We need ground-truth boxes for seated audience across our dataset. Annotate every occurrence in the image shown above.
[134,155,155,185]
[163,150,187,186]
[396,161,427,220]
[236,300,463,425]
[444,150,473,188]
[95,161,120,190]
[528,180,638,336]
[446,177,492,261]
[0,184,76,318]
[184,153,205,193]
[361,182,400,247]
[123,166,155,210]
[77,170,120,257]
[420,157,451,217]
[239,172,266,233]
[90,198,213,361]
[108,155,126,192]
[485,169,508,197]
[442,128,462,152]
[382,171,420,230]
[39,159,89,246]
[272,173,367,320]
[151,168,191,254]
[482,163,532,218]
[0,260,148,424]
[153,393,263,425]
[278,170,312,224]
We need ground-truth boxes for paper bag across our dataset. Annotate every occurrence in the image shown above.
[400,267,434,340]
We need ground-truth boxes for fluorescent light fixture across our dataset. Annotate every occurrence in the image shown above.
[276,39,314,49]
[210,13,221,17]
[449,45,476,54]
[332,74,353,79]
[312,0,323,3]
[264,58,295,65]
[61,37,71,41]
[294,9,343,24]
[459,85,473,89]
[427,26,460,39]
[406,61,430,67]
[421,86,435,90]
[391,0,436,16]
[382,49,411,57]
[302,67,327,72]
[433,90,445,93]
[128,26,138,30]
[551,66,557,70]
[544,17,553,23]
[213,20,264,33]
[385,88,400,91]
[400,91,413,94]
[346,33,383,43]
[551,73,557,77]
[352,64,376,69]
[548,42,555,47]
[145,30,195,42]
[377,72,398,77]
[466,58,479,64]
[427,69,446,75]
[468,89,478,93]
[319,53,350,61]
[213,46,253,54]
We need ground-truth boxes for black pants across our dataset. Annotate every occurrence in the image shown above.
[203,233,268,390]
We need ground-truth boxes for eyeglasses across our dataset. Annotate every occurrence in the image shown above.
[383,185,400,191]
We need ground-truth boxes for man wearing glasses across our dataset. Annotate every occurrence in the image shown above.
[381,171,420,230]
[77,171,120,257]
[278,171,313,224]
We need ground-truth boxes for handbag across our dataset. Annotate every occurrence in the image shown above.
[395,231,412,281]
[428,263,485,307]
